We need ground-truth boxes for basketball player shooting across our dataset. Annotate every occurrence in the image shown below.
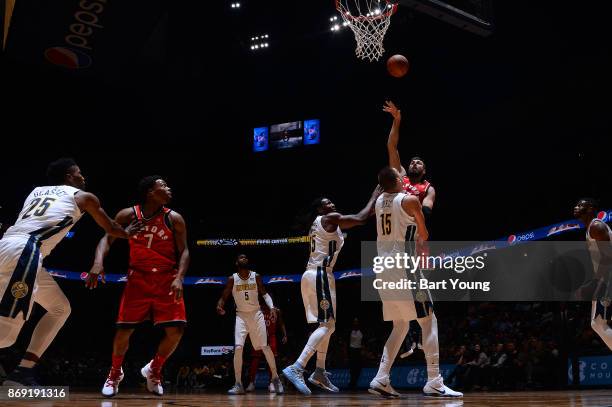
[370,167,461,399]
[216,254,284,395]
[0,158,142,386]
[383,101,435,215]
[282,186,382,395]
[384,100,436,355]
[85,176,190,397]
[573,198,612,350]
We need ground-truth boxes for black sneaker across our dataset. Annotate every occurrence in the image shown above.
[3,367,40,386]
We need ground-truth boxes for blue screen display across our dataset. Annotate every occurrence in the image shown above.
[253,127,269,152]
[303,119,320,145]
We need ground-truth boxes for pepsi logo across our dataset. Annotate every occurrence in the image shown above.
[44,47,92,69]
[508,235,517,245]
[597,211,608,222]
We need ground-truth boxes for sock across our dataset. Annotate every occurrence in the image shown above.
[234,345,244,384]
[18,352,39,369]
[261,346,278,378]
[297,322,334,368]
[417,314,440,381]
[374,320,409,383]
[151,353,167,371]
[112,354,125,370]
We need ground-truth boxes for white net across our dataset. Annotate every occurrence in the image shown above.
[336,0,397,62]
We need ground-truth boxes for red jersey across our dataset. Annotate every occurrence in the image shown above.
[128,205,177,273]
[402,177,431,203]
[263,308,277,340]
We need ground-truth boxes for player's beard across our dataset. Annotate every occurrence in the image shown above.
[407,168,422,179]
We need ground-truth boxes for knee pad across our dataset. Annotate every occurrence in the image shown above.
[320,321,336,335]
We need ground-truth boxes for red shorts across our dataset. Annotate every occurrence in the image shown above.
[251,335,278,357]
[117,269,186,326]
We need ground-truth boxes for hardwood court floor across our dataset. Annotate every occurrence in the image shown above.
[3,390,612,407]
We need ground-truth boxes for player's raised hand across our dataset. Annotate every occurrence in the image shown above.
[372,185,384,198]
[125,219,145,236]
[216,304,226,316]
[170,277,183,303]
[86,263,106,289]
[383,100,401,121]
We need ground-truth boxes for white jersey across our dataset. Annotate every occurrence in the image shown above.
[232,271,260,312]
[306,215,344,271]
[586,218,612,275]
[3,185,83,258]
[375,192,416,255]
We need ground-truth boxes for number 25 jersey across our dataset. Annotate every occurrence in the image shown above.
[4,185,83,258]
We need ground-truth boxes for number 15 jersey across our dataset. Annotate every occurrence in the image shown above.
[375,192,416,255]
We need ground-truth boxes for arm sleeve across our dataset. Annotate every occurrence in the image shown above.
[263,293,274,309]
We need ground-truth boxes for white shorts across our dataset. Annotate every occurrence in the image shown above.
[0,235,47,321]
[235,309,267,350]
[301,268,336,324]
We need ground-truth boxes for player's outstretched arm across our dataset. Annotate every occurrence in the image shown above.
[324,185,383,230]
[402,195,429,242]
[75,192,142,239]
[216,276,234,315]
[170,212,190,302]
[256,274,277,321]
[383,100,405,174]
[86,207,134,289]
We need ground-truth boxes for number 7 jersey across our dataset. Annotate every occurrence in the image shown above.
[129,205,177,273]
[3,185,84,258]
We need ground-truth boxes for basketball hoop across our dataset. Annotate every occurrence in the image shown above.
[335,0,397,62]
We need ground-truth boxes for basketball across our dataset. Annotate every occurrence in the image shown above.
[386,54,410,78]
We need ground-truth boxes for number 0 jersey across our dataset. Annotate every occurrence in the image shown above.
[306,215,344,271]
[232,271,260,312]
[3,185,83,258]
[375,192,416,255]
[128,205,177,273]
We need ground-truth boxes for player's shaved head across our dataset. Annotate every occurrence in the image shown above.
[378,166,401,191]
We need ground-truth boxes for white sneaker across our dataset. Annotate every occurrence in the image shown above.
[368,378,400,398]
[423,375,463,398]
[228,382,246,395]
[141,361,163,396]
[271,376,284,394]
[246,382,255,392]
[101,367,124,397]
